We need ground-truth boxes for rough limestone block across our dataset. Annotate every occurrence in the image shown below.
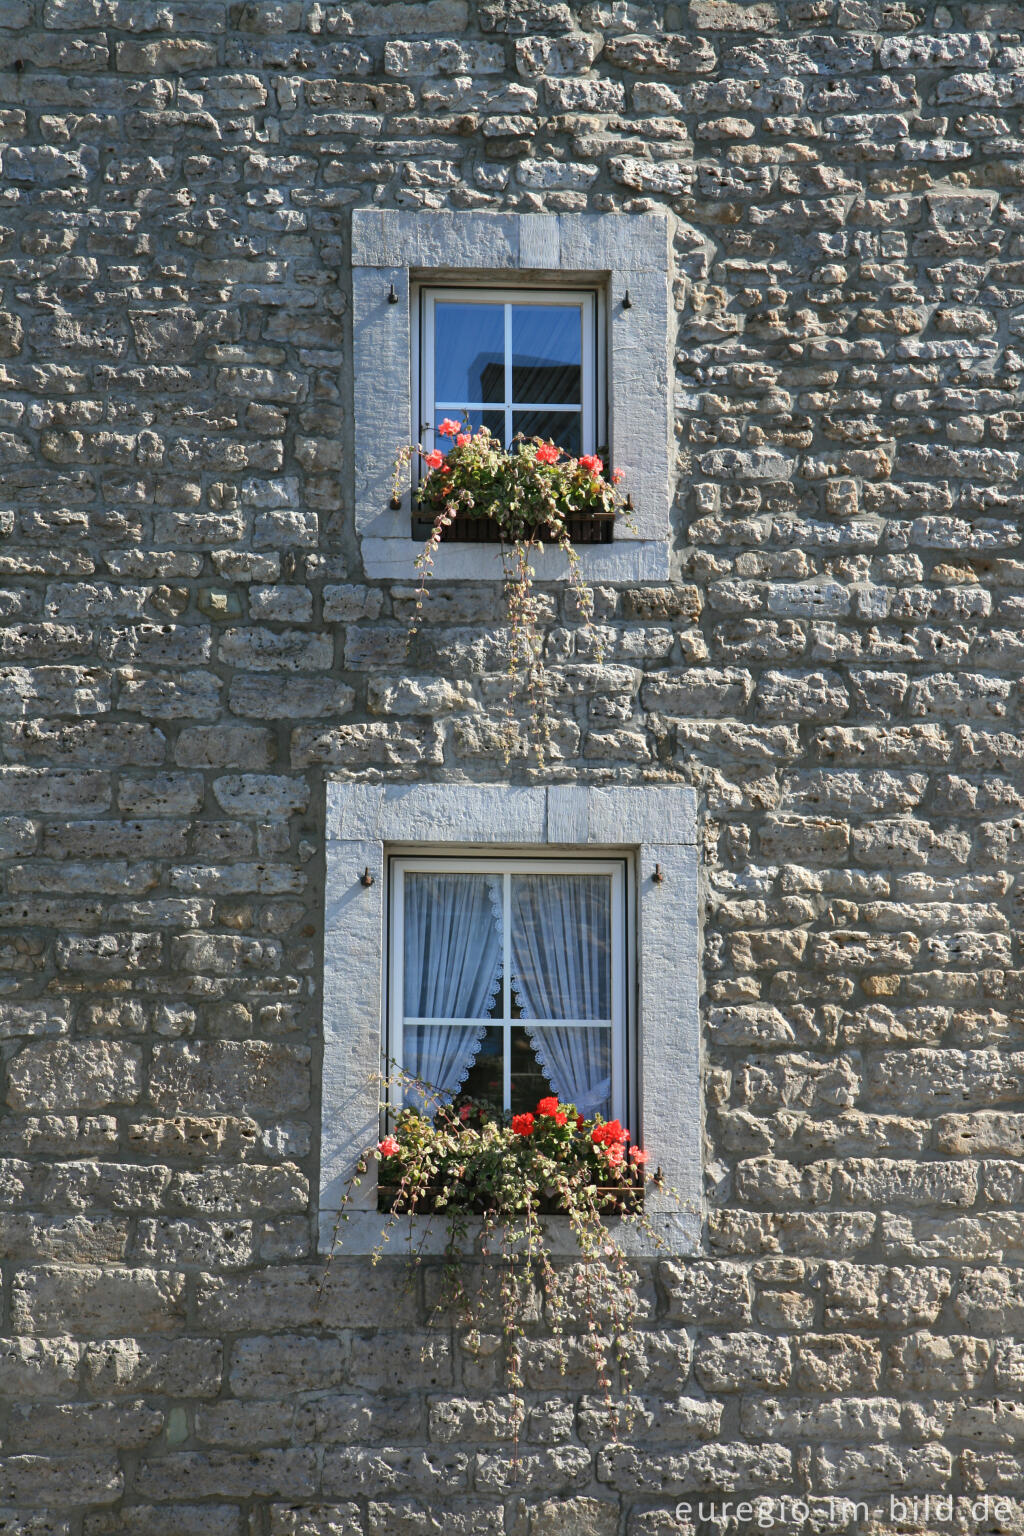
[7,1043,142,1113]
[12,1266,186,1337]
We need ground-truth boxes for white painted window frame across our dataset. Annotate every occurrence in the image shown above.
[415,285,600,461]
[351,209,674,584]
[390,854,628,1123]
[321,782,700,1257]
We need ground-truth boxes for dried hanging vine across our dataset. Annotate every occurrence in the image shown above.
[320,1069,685,1453]
[393,422,634,764]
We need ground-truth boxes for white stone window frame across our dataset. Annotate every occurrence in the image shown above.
[321,782,700,1257]
[351,209,674,584]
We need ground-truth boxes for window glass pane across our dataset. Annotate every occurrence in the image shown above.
[510,1025,555,1113]
[510,874,611,1021]
[434,409,504,443]
[513,410,581,457]
[457,1026,566,1117]
[435,302,504,404]
[527,1025,611,1119]
[454,1024,504,1114]
[511,304,581,404]
[402,1023,488,1114]
[403,873,501,1019]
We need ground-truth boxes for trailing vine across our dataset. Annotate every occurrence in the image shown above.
[321,1070,680,1450]
[393,422,634,764]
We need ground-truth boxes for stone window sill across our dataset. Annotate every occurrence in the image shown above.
[360,537,671,583]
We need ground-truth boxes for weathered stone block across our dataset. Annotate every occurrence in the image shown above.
[228,676,354,720]
[322,1447,470,1498]
[83,1507,242,1536]
[348,1333,452,1393]
[174,724,276,768]
[149,1041,310,1115]
[270,1508,363,1536]
[597,1442,792,1494]
[80,1337,222,1399]
[135,1451,317,1502]
[659,1261,752,1326]
[7,1042,142,1113]
[218,629,332,673]
[0,1457,123,1508]
[889,1334,992,1391]
[229,1336,348,1398]
[823,1264,951,1330]
[195,1269,419,1330]
[693,1333,791,1392]
[0,1337,80,1401]
[12,1400,163,1454]
[12,1266,186,1337]
[296,1392,421,1447]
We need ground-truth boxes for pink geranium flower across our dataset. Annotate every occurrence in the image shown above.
[456,433,471,446]
[629,1146,649,1166]
[377,1135,400,1157]
[437,418,462,438]
[423,449,444,469]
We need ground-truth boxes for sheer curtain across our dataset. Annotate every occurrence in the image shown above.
[402,873,501,1113]
[510,874,613,1117]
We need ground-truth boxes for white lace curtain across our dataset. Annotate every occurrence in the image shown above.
[510,874,612,1118]
[402,873,501,1112]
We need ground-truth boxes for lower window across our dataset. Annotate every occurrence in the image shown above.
[388,855,629,1124]
[320,781,700,1254]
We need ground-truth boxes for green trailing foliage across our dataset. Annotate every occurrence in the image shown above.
[393,422,634,764]
[321,1077,674,1443]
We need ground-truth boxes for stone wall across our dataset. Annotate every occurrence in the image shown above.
[1,0,1024,1531]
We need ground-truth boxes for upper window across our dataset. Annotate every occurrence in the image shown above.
[350,210,674,581]
[389,854,628,1123]
[416,287,601,461]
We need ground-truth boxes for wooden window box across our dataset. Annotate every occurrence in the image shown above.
[377,1180,643,1216]
[411,511,615,545]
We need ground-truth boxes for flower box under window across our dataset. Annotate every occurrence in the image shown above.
[377,1179,643,1217]
[411,509,615,545]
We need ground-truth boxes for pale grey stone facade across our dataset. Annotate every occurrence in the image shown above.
[1,1,1023,1532]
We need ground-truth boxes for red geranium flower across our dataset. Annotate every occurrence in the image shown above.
[437,418,462,438]
[377,1135,400,1157]
[537,1096,559,1116]
[535,442,560,464]
[579,453,603,477]
[424,449,444,469]
[592,1119,628,1147]
[511,1112,535,1136]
